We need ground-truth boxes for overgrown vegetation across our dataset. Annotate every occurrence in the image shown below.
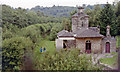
[34,48,102,70]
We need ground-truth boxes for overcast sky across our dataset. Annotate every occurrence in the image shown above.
[0,0,117,9]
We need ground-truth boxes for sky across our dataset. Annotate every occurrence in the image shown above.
[0,0,117,9]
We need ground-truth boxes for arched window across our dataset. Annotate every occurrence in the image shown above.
[86,40,91,53]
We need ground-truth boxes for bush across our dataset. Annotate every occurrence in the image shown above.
[34,48,102,70]
[2,36,33,70]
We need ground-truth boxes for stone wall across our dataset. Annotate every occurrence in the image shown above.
[76,37,102,53]
[102,37,116,53]
[72,17,78,32]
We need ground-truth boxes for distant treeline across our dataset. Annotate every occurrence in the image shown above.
[30,4,105,17]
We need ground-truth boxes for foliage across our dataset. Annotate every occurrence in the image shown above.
[49,23,63,40]
[34,48,102,70]
[116,16,120,35]
[30,4,105,17]
[31,5,77,17]
[115,2,120,17]
[62,18,71,31]
[21,23,63,41]
[2,37,33,70]
[2,5,64,28]
[98,3,117,36]
[85,4,102,27]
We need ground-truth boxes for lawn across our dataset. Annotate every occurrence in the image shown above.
[99,53,118,69]
[33,40,56,62]
[40,40,56,54]
[116,35,120,48]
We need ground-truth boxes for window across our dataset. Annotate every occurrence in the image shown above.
[86,40,91,53]
[82,21,84,27]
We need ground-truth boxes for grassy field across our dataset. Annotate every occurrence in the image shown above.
[99,53,118,68]
[40,40,56,54]
[116,35,120,48]
[33,40,56,62]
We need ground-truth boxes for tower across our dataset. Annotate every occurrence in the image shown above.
[77,6,89,29]
[72,6,89,32]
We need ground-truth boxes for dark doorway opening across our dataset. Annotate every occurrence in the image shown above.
[85,40,91,53]
[63,40,67,49]
[106,42,110,53]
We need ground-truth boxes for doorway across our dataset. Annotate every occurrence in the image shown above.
[63,40,67,49]
[106,42,110,53]
[85,40,91,53]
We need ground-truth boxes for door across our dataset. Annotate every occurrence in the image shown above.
[106,42,110,53]
[86,40,91,53]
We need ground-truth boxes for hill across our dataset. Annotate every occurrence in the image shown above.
[31,5,76,17]
[30,4,105,17]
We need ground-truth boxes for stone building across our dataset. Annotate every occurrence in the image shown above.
[55,6,116,53]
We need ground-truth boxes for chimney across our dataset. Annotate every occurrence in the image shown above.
[106,25,111,37]
[77,6,84,15]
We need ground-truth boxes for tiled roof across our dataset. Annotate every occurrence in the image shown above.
[103,36,116,40]
[57,30,74,37]
[75,28,104,38]
[59,32,74,37]
[57,30,68,36]
[57,28,104,38]
[89,27,99,32]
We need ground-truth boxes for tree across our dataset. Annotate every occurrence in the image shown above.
[85,5,102,27]
[116,16,120,35]
[62,18,71,31]
[2,37,33,70]
[49,23,63,40]
[115,2,120,17]
[98,3,117,36]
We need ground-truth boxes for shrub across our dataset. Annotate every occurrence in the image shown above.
[2,36,33,70]
[34,48,102,70]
